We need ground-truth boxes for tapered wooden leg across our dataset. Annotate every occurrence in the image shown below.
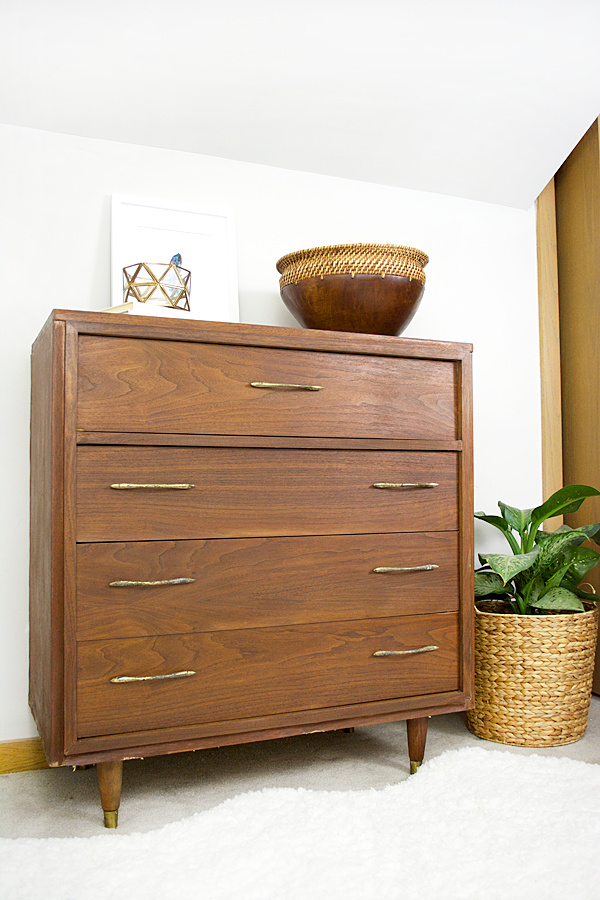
[406,717,428,774]
[96,760,123,828]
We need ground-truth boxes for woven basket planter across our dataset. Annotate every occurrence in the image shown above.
[467,601,599,747]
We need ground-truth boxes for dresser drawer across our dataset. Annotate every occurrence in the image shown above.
[76,614,460,737]
[76,532,460,639]
[75,447,458,541]
[77,336,457,440]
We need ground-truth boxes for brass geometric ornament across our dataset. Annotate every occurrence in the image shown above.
[123,256,191,310]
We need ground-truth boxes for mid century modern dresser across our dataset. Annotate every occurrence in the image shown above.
[30,309,474,827]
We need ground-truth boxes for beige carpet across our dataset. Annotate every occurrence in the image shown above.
[1,699,599,839]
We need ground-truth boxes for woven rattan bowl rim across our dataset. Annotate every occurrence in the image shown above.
[277,243,428,271]
[276,243,429,288]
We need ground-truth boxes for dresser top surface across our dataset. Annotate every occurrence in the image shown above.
[38,309,472,361]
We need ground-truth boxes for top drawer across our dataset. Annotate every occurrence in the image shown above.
[77,336,457,440]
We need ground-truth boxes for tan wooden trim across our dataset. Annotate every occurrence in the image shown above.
[555,120,600,501]
[554,119,600,694]
[536,177,564,529]
[0,738,49,774]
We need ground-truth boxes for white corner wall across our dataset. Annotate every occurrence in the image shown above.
[0,123,542,741]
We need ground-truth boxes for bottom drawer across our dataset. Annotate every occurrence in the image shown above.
[76,614,459,738]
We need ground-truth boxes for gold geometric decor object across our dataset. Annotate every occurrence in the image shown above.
[123,257,191,311]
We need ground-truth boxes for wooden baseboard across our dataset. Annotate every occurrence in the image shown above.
[0,738,49,774]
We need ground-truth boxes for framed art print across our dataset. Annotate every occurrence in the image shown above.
[111,195,239,322]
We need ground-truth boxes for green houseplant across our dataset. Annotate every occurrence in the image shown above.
[467,484,600,748]
[474,484,600,614]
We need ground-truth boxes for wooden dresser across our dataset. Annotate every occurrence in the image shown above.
[30,309,474,827]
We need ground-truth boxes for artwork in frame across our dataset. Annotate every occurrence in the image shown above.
[110,195,239,322]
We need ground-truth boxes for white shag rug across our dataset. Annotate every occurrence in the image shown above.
[1,746,600,900]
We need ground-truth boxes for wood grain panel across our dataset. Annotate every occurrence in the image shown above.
[55,308,471,361]
[556,121,600,512]
[536,177,564,530]
[76,614,459,737]
[76,431,463,451]
[555,118,600,691]
[456,346,474,700]
[66,692,472,762]
[77,336,457,440]
[0,738,49,774]
[75,447,458,541]
[75,532,460,639]
[29,317,66,765]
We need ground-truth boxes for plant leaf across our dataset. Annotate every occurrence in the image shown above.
[475,512,511,531]
[560,547,600,586]
[474,572,511,597]
[532,530,588,574]
[479,548,539,584]
[535,525,574,543]
[543,561,573,591]
[525,576,544,608]
[574,522,600,546]
[530,485,600,533]
[475,513,521,553]
[572,586,599,603]
[498,502,532,536]
[532,587,585,612]
[540,522,600,543]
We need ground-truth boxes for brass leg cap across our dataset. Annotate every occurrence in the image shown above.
[103,810,118,829]
[410,760,422,775]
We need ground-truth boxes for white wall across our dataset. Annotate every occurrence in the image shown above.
[0,123,542,741]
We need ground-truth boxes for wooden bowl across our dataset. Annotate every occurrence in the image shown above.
[276,243,428,336]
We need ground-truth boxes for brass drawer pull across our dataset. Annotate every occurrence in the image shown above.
[373,565,439,574]
[250,382,324,391]
[109,578,196,587]
[373,646,439,657]
[110,670,196,683]
[373,482,438,489]
[110,483,195,490]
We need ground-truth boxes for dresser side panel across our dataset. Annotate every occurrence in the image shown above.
[29,317,66,764]
[457,349,475,699]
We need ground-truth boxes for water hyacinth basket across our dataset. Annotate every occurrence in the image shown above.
[467,601,599,747]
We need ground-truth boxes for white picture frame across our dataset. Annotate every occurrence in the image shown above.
[111,195,239,322]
